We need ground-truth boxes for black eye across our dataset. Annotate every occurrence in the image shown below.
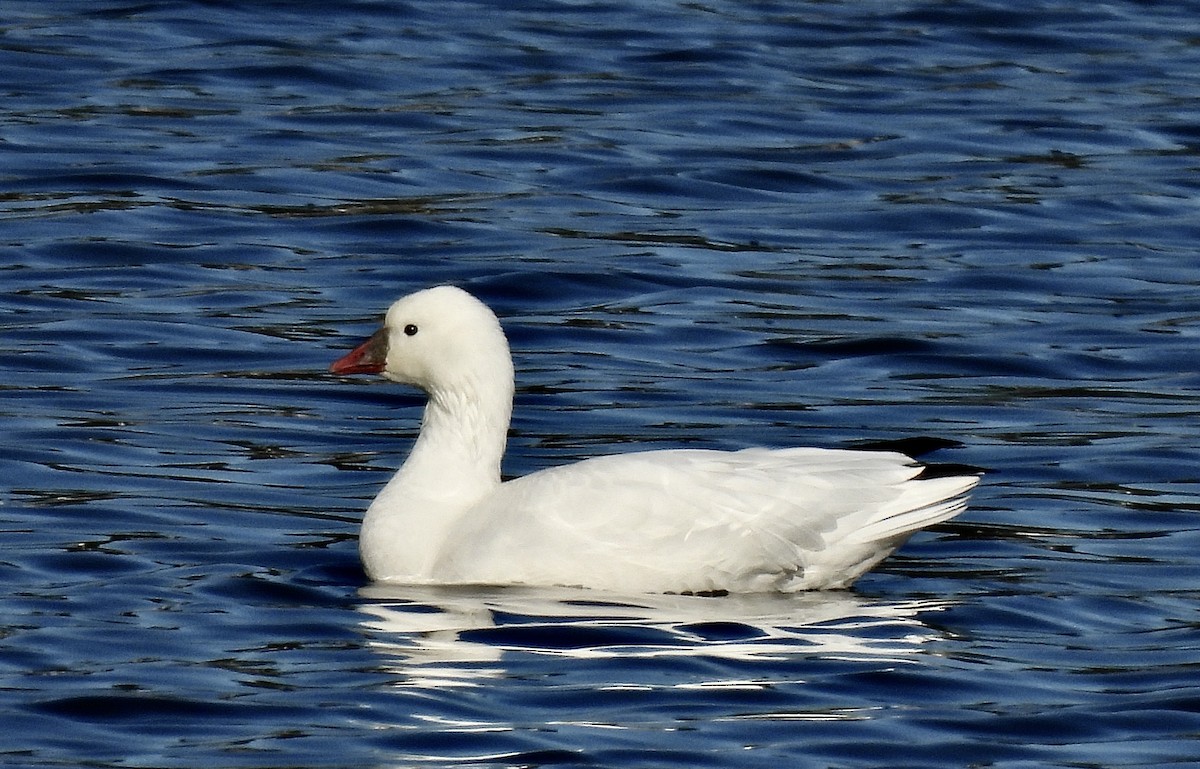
[403,323,418,337]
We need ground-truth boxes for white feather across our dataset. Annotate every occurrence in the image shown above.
[333,286,978,593]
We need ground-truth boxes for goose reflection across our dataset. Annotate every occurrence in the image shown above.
[357,585,952,692]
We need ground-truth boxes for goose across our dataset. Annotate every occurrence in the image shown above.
[331,285,977,593]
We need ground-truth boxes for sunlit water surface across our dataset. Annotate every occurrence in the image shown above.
[3,1,1199,767]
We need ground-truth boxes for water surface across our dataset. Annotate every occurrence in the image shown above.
[3,1,1199,767]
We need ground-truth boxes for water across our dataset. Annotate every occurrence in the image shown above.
[3,0,1199,766]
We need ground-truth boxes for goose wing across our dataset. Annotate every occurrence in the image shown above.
[433,447,976,592]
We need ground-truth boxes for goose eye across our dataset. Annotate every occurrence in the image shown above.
[403,324,419,337]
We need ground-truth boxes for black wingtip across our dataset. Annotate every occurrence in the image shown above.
[915,462,989,480]
[849,436,964,457]
[849,436,989,478]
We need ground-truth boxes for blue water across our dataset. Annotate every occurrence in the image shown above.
[3,0,1199,766]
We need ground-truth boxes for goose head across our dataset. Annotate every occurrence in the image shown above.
[330,285,513,398]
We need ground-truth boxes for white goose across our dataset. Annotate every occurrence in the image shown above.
[331,285,977,593]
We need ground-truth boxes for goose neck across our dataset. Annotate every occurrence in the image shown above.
[407,377,512,482]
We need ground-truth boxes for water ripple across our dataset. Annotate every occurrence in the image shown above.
[3,0,1200,766]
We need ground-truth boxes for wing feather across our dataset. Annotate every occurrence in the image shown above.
[433,447,977,592]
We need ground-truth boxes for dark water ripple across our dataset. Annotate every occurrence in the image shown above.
[3,0,1200,766]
